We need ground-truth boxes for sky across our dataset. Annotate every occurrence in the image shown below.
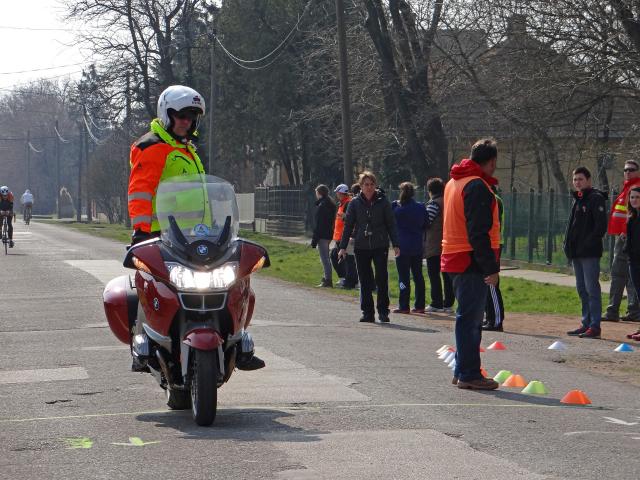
[0,0,89,92]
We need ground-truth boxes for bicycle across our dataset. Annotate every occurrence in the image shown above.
[1,212,8,255]
[23,204,32,225]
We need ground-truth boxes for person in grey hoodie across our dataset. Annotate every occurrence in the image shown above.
[338,171,400,323]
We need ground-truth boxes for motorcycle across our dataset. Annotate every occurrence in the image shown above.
[103,174,269,426]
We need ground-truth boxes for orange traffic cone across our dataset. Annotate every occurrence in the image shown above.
[502,374,527,387]
[480,367,489,378]
[560,390,592,405]
[479,347,486,353]
[487,341,506,350]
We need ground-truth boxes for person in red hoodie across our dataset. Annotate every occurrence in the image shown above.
[442,139,501,390]
[603,160,640,322]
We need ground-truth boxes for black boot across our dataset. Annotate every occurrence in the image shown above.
[236,351,266,371]
[316,278,332,288]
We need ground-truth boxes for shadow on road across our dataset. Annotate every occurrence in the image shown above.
[136,407,327,442]
[376,323,439,334]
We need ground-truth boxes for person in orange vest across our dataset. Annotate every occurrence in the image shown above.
[330,184,358,289]
[441,139,501,390]
[603,160,640,322]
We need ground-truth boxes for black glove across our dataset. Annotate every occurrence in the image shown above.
[131,229,151,245]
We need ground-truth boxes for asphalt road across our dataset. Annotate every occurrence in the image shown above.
[1,221,639,480]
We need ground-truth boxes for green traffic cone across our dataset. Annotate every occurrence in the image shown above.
[522,380,548,395]
[493,370,512,383]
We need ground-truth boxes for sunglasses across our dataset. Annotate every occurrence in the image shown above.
[624,168,638,173]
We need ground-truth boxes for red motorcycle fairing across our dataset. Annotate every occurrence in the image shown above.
[103,275,136,344]
[226,278,251,332]
[238,241,269,277]
[183,328,224,350]
[127,242,170,282]
[135,270,181,337]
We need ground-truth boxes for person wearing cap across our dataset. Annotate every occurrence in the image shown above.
[331,184,358,289]
[311,184,337,287]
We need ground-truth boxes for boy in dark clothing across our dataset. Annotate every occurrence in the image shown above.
[311,184,337,287]
[564,166,608,339]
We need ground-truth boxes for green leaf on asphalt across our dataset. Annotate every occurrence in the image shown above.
[63,437,93,449]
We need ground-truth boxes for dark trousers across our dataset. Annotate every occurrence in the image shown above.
[451,273,486,382]
[395,254,426,310]
[355,248,390,318]
[330,246,358,287]
[484,281,504,326]
[426,255,454,309]
[629,263,640,305]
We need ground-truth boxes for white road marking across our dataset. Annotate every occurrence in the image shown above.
[64,259,129,284]
[0,366,88,385]
[83,323,109,329]
[604,416,639,426]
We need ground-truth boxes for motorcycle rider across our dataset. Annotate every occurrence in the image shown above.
[127,85,264,371]
[21,189,33,223]
[0,186,15,247]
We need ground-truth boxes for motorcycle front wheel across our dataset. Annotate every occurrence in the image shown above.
[190,349,218,426]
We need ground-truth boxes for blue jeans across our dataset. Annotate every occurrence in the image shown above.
[572,257,601,329]
[450,273,487,382]
[395,254,425,310]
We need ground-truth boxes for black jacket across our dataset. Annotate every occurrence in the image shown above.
[463,178,501,275]
[564,188,608,259]
[624,215,640,264]
[311,196,336,246]
[339,189,399,251]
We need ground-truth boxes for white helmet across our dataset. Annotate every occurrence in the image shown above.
[0,186,8,196]
[157,85,206,135]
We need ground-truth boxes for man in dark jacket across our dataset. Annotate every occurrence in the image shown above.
[338,171,400,323]
[311,184,337,287]
[442,139,501,390]
[564,166,608,339]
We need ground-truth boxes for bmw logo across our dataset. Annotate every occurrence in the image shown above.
[153,298,160,311]
[197,244,209,256]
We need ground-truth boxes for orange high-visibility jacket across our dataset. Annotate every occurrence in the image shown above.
[128,119,205,233]
[333,196,351,242]
[442,175,501,255]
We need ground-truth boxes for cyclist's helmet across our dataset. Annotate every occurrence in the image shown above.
[0,186,9,196]
[157,85,205,137]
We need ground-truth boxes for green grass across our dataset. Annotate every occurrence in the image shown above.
[42,220,609,317]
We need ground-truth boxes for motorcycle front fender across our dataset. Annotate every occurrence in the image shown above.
[183,328,223,351]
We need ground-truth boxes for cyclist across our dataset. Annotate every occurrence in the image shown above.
[21,189,33,224]
[0,186,15,247]
[127,84,265,372]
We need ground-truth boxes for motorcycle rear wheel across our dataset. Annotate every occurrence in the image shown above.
[166,388,191,410]
[190,349,218,426]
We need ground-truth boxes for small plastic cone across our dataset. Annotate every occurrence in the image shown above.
[438,351,450,360]
[480,368,489,378]
[522,380,548,395]
[614,343,634,352]
[449,361,456,369]
[560,390,592,405]
[436,345,451,354]
[487,341,506,350]
[447,357,456,368]
[502,374,527,387]
[548,341,567,351]
[479,347,486,352]
[493,370,512,383]
[443,351,456,363]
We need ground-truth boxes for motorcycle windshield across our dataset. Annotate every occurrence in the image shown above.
[156,174,239,246]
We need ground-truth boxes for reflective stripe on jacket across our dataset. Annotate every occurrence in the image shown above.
[442,175,501,255]
[128,119,205,232]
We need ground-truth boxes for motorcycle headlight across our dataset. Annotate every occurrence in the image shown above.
[165,262,237,290]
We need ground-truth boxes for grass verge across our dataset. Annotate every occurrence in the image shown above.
[40,220,613,317]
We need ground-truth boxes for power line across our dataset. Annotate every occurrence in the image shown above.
[214,0,313,68]
[54,125,71,144]
[28,142,43,153]
[0,63,86,75]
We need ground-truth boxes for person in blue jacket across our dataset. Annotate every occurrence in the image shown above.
[392,182,427,313]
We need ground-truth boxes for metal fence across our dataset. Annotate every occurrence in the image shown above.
[254,185,616,271]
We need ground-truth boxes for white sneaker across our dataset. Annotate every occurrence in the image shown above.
[425,305,444,313]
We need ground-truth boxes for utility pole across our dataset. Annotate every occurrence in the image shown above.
[84,118,92,223]
[26,130,31,189]
[207,28,217,175]
[335,0,353,184]
[55,120,61,219]
[124,73,132,228]
[76,122,83,223]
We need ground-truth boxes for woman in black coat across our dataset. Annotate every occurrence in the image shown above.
[312,184,337,287]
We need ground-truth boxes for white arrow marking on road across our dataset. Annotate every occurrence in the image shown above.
[111,437,161,447]
[603,416,639,426]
